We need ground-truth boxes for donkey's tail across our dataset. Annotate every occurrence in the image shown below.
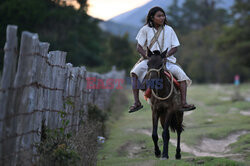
[170,113,184,133]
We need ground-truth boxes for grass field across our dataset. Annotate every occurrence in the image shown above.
[97,84,250,166]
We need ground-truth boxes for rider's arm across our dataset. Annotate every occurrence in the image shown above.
[136,43,147,59]
[165,47,177,58]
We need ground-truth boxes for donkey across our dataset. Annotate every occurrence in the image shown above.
[145,47,184,159]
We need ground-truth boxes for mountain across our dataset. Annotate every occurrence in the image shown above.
[98,20,138,41]
[98,0,234,41]
[110,0,175,28]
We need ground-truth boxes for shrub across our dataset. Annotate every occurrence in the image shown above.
[35,111,80,166]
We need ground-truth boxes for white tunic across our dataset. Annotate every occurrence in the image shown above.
[131,24,192,86]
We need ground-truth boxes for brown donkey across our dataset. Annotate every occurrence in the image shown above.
[145,48,184,159]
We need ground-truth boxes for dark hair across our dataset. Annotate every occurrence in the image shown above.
[145,6,168,27]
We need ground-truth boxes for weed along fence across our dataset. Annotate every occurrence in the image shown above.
[0,25,125,165]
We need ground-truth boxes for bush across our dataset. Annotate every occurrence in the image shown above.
[72,121,101,166]
[35,111,80,166]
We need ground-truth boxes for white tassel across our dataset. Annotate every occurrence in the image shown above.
[147,98,152,105]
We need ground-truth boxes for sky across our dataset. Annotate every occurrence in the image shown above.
[66,0,151,21]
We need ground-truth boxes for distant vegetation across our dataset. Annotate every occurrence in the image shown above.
[167,0,250,83]
[0,0,249,83]
[0,0,137,75]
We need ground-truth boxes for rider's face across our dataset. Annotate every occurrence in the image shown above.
[152,11,165,26]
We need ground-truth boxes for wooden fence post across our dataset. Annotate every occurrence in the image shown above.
[0,25,18,165]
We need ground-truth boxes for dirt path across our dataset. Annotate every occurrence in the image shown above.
[128,128,249,159]
[199,131,249,154]
[240,110,250,116]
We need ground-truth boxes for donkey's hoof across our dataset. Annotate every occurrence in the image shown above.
[175,153,181,160]
[161,154,169,159]
[160,157,168,160]
[155,150,161,158]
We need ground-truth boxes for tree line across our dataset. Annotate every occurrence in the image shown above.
[167,0,250,83]
[0,0,137,75]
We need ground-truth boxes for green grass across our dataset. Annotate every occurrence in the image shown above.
[184,85,250,142]
[230,133,250,162]
[97,84,250,166]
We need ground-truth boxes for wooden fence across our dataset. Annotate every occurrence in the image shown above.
[0,25,125,165]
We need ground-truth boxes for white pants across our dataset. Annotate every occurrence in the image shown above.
[130,60,192,86]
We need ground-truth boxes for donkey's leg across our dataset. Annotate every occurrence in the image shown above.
[161,112,172,159]
[175,112,183,159]
[152,111,161,158]
[175,129,182,159]
[162,127,170,159]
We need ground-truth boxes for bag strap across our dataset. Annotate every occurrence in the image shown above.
[153,26,165,53]
[146,26,163,57]
[149,26,163,49]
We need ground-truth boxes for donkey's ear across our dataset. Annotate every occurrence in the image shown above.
[161,48,168,58]
[147,47,153,57]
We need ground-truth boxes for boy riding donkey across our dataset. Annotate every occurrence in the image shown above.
[129,6,196,113]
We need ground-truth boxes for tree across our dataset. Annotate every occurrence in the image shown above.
[216,0,250,82]
[166,0,233,83]
[77,0,88,12]
[178,23,226,83]
[167,0,230,34]
[0,0,104,69]
[166,0,183,32]
[0,0,54,70]
[99,33,138,74]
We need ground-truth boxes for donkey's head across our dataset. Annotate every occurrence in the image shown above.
[146,47,168,79]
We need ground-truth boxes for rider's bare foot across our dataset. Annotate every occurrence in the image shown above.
[129,102,143,113]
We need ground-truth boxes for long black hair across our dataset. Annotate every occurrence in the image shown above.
[145,6,168,27]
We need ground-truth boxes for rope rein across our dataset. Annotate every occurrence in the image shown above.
[146,62,174,101]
